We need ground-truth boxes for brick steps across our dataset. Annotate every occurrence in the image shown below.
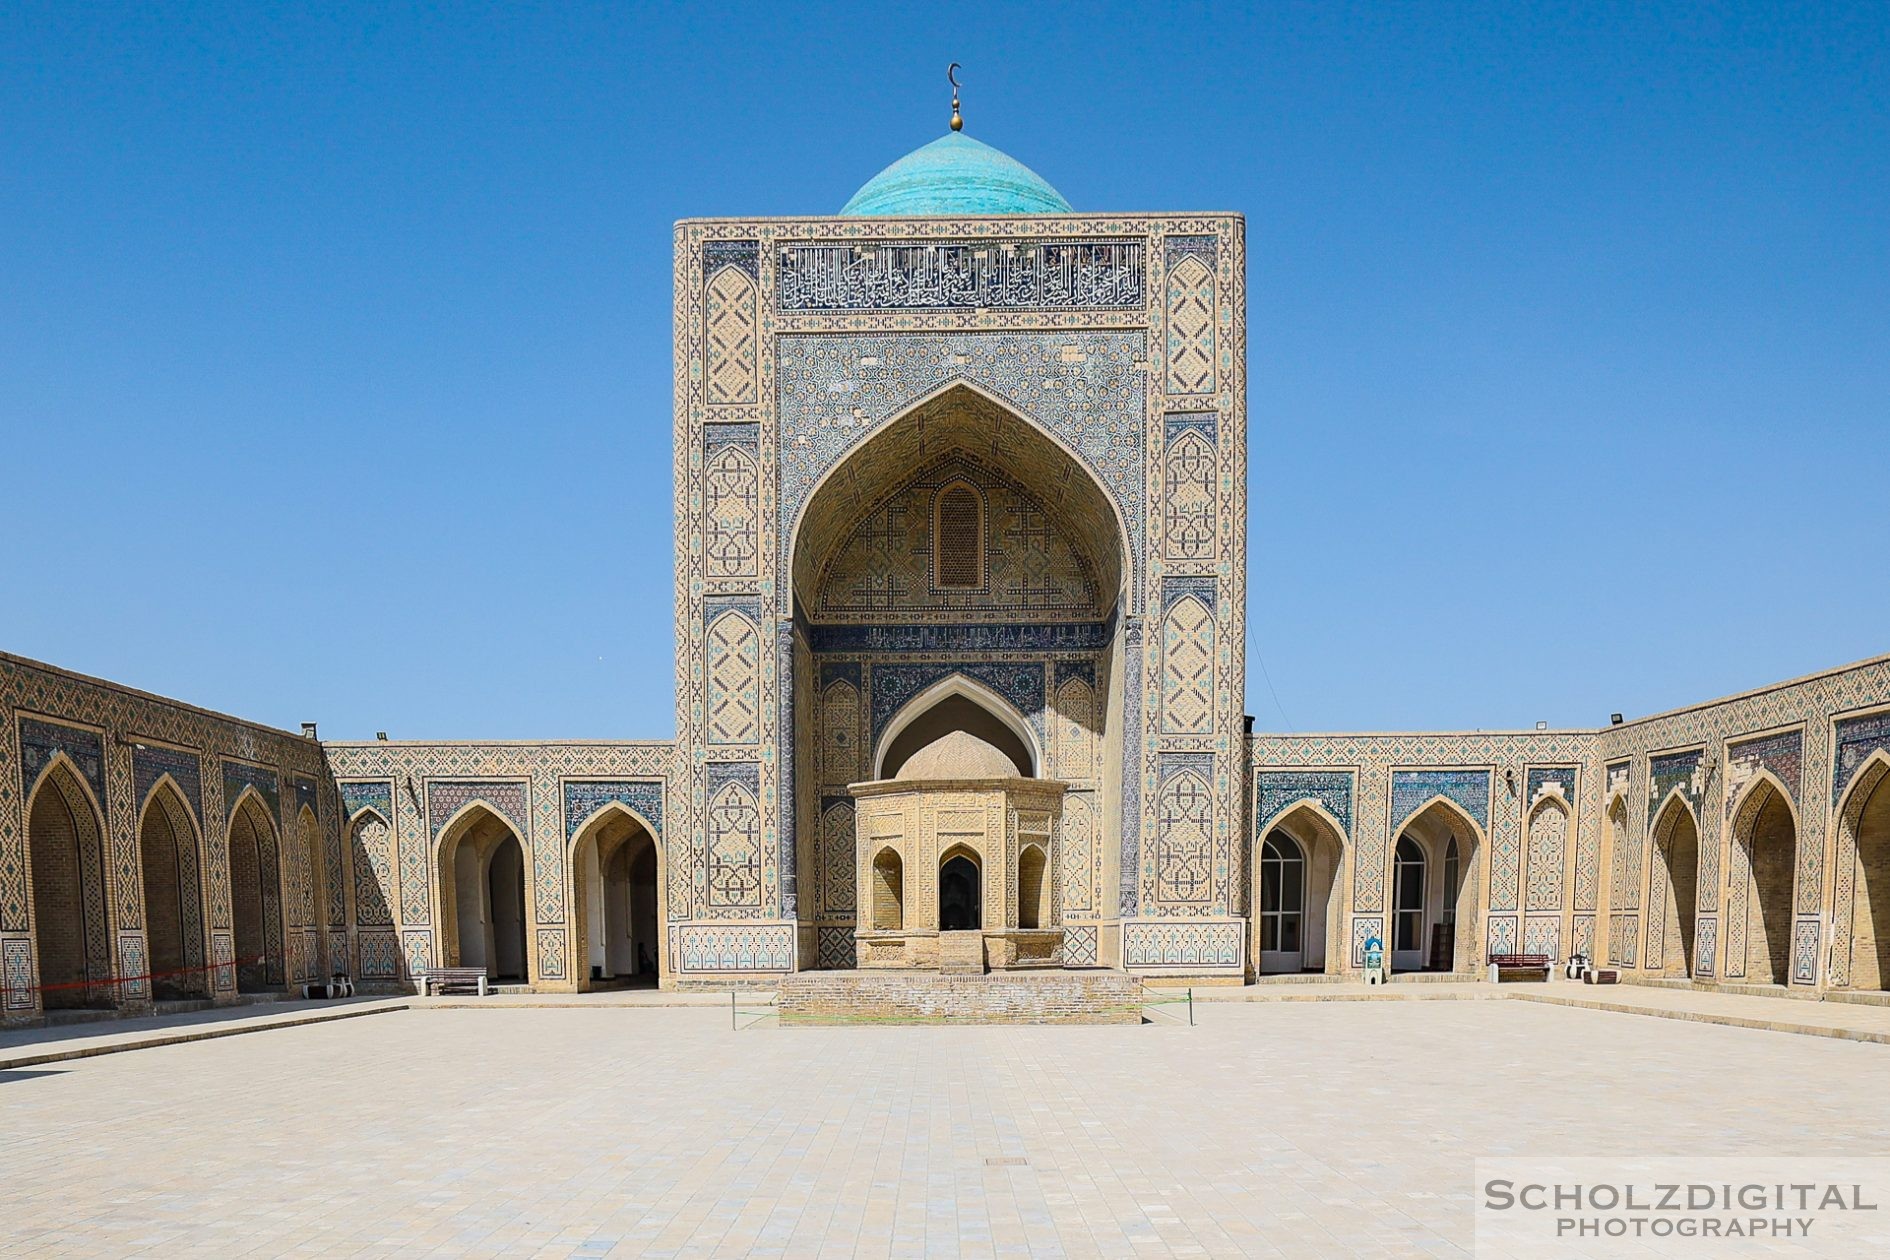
[778,969,1141,1025]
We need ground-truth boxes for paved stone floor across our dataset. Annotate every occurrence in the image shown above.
[1,1001,1887,1258]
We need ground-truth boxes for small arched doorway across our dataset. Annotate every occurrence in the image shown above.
[1651,794,1701,977]
[228,792,285,992]
[139,781,208,999]
[1017,844,1049,930]
[439,805,530,983]
[571,806,663,989]
[940,850,982,931]
[1731,777,1796,985]
[26,759,114,1010]
[873,848,904,930]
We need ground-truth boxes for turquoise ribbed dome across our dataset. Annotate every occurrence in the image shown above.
[841,132,1071,216]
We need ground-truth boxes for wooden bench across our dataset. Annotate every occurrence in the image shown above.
[1486,953,1554,983]
[419,966,489,996]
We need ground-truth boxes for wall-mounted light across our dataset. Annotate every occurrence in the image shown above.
[1610,713,1624,726]
[376,732,389,741]
[300,722,318,739]
[404,776,420,806]
[1504,769,1517,796]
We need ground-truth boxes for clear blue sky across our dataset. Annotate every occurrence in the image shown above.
[3,2,1884,740]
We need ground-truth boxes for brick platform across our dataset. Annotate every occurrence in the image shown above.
[776,969,1142,1025]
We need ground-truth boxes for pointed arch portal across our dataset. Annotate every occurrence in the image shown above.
[27,759,113,1010]
[140,780,207,999]
[571,804,663,988]
[437,804,530,983]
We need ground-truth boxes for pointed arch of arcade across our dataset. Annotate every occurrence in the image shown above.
[1835,749,1890,991]
[24,753,115,1009]
[873,673,1041,781]
[227,787,286,992]
[137,775,210,999]
[1727,769,1800,986]
[1252,799,1348,976]
[788,379,1136,926]
[435,800,531,984]
[1389,795,1486,974]
[568,801,666,989]
[1647,788,1703,978]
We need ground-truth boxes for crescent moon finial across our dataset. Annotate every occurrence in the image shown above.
[948,63,963,131]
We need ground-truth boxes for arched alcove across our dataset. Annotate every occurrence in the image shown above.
[1255,802,1347,976]
[228,791,285,992]
[1017,844,1048,930]
[873,847,904,931]
[26,759,114,1009]
[437,804,530,984]
[940,848,983,932]
[1730,776,1797,985]
[1391,799,1483,973]
[139,780,207,999]
[876,678,1038,780]
[1840,756,1890,989]
[790,383,1128,935]
[571,805,664,989]
[1650,793,1701,977]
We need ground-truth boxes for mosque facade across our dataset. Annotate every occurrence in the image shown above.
[3,127,1889,1021]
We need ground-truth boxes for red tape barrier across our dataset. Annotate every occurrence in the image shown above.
[13,953,267,996]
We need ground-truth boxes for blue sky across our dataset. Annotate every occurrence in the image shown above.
[2,2,1884,739]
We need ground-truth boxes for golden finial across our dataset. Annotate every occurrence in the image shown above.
[948,62,963,131]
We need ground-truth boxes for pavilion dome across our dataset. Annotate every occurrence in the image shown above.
[840,132,1072,217]
[896,730,1022,781]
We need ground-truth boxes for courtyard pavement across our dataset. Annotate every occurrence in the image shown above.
[2,1001,1887,1258]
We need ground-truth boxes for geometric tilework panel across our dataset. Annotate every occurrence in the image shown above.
[677,923,794,973]
[427,781,528,840]
[1121,920,1242,968]
[340,780,394,822]
[132,744,203,829]
[563,780,664,841]
[1524,799,1568,913]
[1160,596,1215,735]
[705,264,759,407]
[706,612,762,746]
[1390,769,1490,834]
[1161,423,1217,562]
[1255,771,1353,837]
[776,334,1148,587]
[222,761,280,824]
[1164,254,1216,396]
[868,663,1047,748]
[17,718,106,814]
[1834,711,1890,805]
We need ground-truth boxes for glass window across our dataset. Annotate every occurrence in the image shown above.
[1259,831,1305,960]
[1394,836,1426,952]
